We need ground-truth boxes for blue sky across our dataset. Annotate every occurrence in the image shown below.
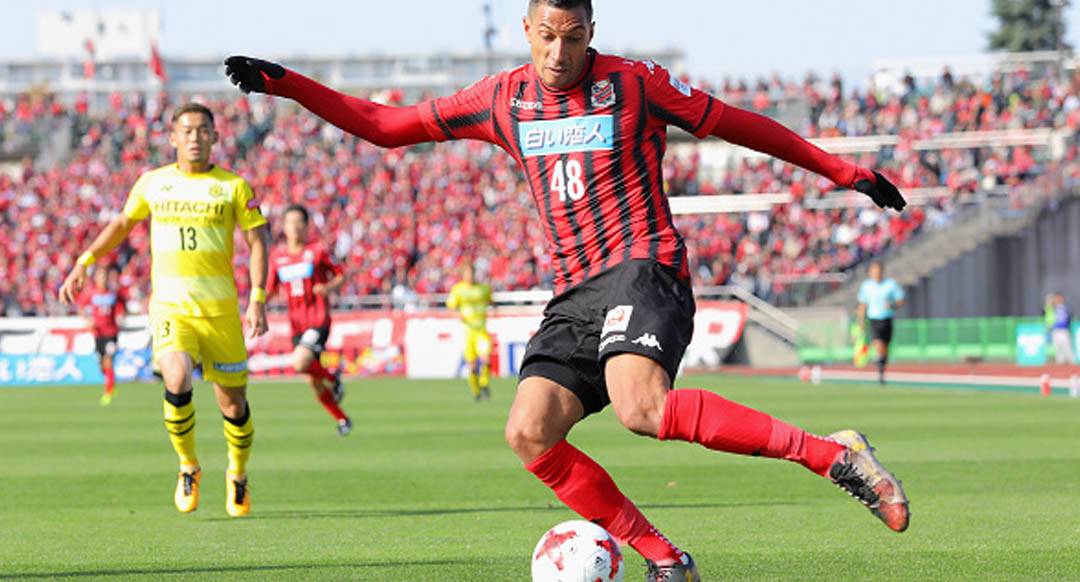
[3,0,1079,82]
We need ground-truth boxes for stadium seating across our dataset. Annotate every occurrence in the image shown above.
[0,65,1076,315]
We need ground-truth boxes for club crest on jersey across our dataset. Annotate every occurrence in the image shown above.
[208,184,225,198]
[518,115,614,158]
[591,79,616,109]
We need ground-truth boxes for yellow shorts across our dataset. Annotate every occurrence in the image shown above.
[463,328,492,362]
[152,313,249,387]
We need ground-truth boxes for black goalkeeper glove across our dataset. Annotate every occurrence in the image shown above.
[224,56,286,94]
[853,170,907,212]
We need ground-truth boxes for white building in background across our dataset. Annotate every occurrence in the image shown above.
[37,10,162,61]
[3,9,685,107]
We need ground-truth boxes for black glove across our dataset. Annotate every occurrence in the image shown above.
[854,170,907,212]
[224,56,286,94]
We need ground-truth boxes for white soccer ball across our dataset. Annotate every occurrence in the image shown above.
[531,520,624,582]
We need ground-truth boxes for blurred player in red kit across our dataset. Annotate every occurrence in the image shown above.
[267,205,352,436]
[77,265,129,406]
[227,0,910,577]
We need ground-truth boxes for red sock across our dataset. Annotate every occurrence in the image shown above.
[316,388,348,422]
[526,440,684,565]
[657,389,844,477]
[104,368,115,395]
[307,359,334,384]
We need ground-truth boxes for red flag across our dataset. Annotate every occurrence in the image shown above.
[149,42,167,83]
[83,38,96,79]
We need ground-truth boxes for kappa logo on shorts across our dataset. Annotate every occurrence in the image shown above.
[632,333,663,352]
[213,361,249,374]
[602,305,634,337]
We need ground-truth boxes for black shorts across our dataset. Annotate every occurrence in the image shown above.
[94,335,118,358]
[519,260,695,417]
[292,325,331,354]
[868,318,894,344]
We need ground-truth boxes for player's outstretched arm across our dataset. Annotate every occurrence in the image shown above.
[244,224,271,339]
[224,56,431,148]
[710,105,906,211]
[59,215,138,305]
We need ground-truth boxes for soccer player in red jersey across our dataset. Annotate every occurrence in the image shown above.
[227,1,910,577]
[77,265,129,406]
[267,205,352,436]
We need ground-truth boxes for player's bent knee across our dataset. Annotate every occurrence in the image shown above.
[504,417,555,462]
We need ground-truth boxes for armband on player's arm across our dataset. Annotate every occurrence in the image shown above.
[225,56,430,148]
[77,251,97,268]
[710,105,906,211]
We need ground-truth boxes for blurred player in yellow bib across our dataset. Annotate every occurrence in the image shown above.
[60,103,271,517]
[447,264,493,401]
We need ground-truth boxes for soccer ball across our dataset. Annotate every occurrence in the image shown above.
[531,520,623,582]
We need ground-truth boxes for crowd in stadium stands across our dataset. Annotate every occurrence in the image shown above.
[1,64,1078,315]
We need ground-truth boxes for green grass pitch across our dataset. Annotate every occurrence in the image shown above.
[1,374,1078,580]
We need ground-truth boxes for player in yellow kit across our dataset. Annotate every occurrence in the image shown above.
[59,103,271,518]
[447,264,494,401]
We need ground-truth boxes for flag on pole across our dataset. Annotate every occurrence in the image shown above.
[149,42,166,83]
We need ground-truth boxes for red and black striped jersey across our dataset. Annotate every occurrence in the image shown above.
[418,49,725,295]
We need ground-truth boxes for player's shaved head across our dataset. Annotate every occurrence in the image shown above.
[524,0,594,88]
[528,0,592,21]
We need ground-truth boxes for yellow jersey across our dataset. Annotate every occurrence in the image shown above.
[123,164,267,318]
[447,281,491,331]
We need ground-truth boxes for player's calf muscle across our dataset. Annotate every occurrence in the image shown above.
[605,355,670,437]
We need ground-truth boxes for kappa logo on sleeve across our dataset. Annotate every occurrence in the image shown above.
[602,305,634,337]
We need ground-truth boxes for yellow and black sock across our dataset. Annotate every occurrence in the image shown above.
[467,370,481,398]
[479,362,490,389]
[223,405,254,478]
[163,391,198,470]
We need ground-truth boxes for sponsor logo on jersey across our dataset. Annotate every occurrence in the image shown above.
[632,333,663,352]
[642,59,657,75]
[151,200,227,216]
[277,261,314,282]
[669,75,693,97]
[591,79,616,109]
[91,293,117,307]
[598,333,626,353]
[246,198,260,210]
[213,361,249,373]
[511,97,544,111]
[519,115,614,158]
[602,305,633,337]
